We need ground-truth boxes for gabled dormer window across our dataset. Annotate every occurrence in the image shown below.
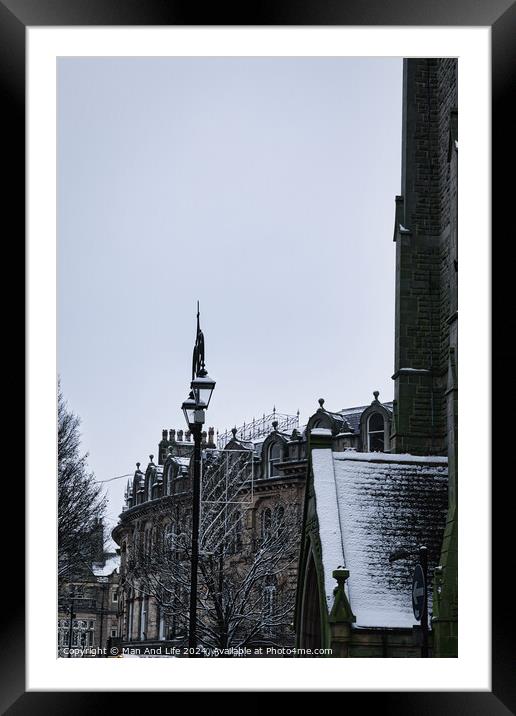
[367,413,385,452]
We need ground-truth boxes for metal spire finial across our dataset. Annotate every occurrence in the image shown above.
[192,301,206,381]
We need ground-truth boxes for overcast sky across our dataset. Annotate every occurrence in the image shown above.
[58,57,403,537]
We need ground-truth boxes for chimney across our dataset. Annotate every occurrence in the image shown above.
[185,430,191,442]
[208,427,215,446]
[169,429,176,442]
[177,430,183,442]
[161,429,168,441]
[201,431,207,446]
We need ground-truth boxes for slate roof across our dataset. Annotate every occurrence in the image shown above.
[311,449,448,629]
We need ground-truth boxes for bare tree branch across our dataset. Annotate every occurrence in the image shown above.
[58,380,107,579]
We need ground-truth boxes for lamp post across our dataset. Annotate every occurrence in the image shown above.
[181,304,215,654]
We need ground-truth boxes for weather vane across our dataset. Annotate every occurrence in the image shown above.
[192,300,206,381]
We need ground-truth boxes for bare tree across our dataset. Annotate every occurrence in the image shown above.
[58,381,107,579]
[126,450,300,652]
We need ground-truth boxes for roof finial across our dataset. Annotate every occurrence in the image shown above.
[318,398,325,409]
[373,391,380,402]
[231,427,237,438]
[149,454,154,463]
[136,462,141,470]
[272,420,278,431]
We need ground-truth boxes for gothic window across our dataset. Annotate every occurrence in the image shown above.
[261,508,272,541]
[367,413,385,452]
[267,441,282,477]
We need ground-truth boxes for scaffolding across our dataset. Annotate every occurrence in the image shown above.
[217,409,299,448]
[199,449,254,557]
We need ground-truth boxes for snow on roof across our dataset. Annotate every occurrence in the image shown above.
[170,456,190,467]
[334,451,448,465]
[311,450,345,609]
[312,449,448,629]
[92,554,120,577]
[311,428,332,436]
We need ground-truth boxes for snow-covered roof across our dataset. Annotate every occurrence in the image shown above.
[92,554,120,577]
[311,449,448,629]
[171,457,190,467]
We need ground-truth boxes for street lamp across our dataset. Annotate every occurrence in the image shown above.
[182,303,215,655]
[182,392,197,427]
[191,372,216,409]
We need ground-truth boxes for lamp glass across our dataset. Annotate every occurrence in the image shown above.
[182,396,197,427]
[191,373,215,409]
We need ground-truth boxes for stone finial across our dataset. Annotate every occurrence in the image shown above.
[329,568,356,625]
[272,420,278,431]
[373,390,380,402]
[231,427,237,438]
[136,462,141,471]
[149,454,154,463]
[318,398,325,409]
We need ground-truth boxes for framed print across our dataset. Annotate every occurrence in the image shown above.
[3,0,512,709]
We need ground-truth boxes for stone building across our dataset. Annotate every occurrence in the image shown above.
[111,396,395,651]
[111,57,457,657]
[295,57,458,657]
[58,521,120,656]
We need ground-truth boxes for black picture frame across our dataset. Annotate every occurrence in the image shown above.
[5,0,512,709]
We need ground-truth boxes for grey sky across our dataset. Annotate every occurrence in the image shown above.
[58,57,402,537]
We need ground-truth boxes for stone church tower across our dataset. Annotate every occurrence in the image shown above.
[392,58,458,657]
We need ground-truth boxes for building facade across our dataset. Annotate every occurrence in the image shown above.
[58,521,120,656]
[111,396,395,652]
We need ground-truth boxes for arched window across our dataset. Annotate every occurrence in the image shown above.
[262,575,278,636]
[367,413,385,452]
[261,508,272,541]
[228,510,242,554]
[275,505,285,537]
[144,527,152,556]
[164,522,175,548]
[268,442,282,477]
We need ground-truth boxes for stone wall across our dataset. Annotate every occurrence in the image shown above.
[392,58,457,457]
